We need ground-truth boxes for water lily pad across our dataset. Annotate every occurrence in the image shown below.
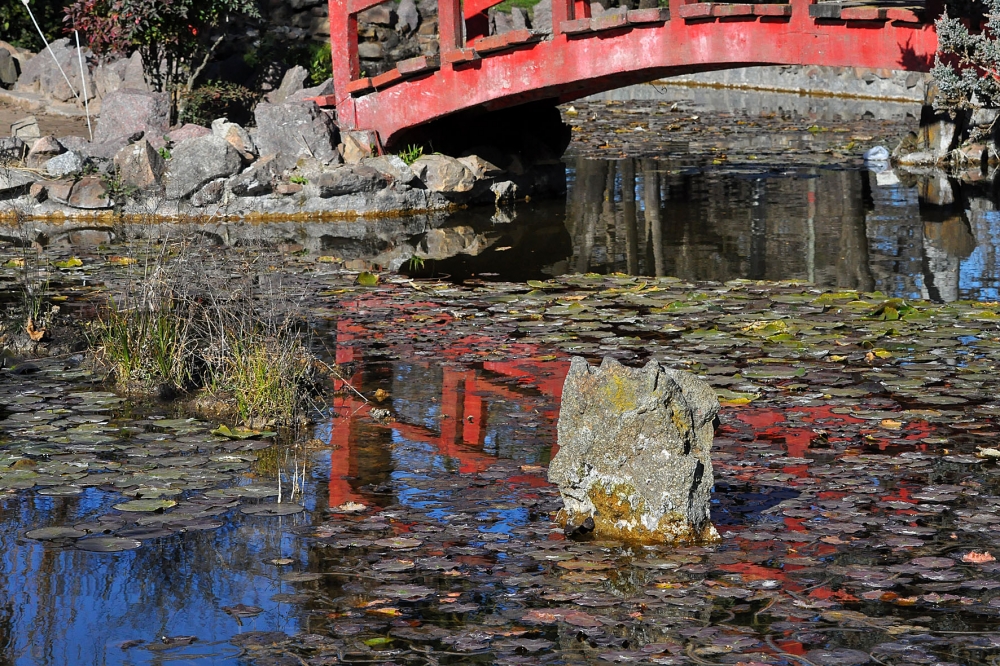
[374,537,422,549]
[211,425,277,440]
[240,503,304,516]
[25,527,87,540]
[37,485,84,496]
[375,584,435,601]
[76,537,142,552]
[280,572,322,582]
[114,499,177,512]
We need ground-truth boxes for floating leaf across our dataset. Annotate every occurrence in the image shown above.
[211,425,277,440]
[114,499,177,512]
[356,272,379,286]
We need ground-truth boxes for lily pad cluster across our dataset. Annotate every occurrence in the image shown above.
[0,360,304,554]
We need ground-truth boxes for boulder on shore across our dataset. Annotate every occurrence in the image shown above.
[94,89,170,144]
[548,356,720,544]
[163,135,242,200]
[253,100,340,171]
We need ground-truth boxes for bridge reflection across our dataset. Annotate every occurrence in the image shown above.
[322,315,569,508]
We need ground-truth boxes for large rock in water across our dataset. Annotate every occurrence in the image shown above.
[548,357,720,544]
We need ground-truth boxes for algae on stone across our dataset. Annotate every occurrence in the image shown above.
[548,356,720,544]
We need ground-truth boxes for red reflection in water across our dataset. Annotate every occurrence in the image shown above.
[325,318,570,507]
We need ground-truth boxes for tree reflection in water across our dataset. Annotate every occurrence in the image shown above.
[563,156,998,302]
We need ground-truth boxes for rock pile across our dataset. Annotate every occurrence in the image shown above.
[0,88,562,218]
[549,356,721,545]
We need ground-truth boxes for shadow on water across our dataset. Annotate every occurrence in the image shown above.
[415,159,1000,302]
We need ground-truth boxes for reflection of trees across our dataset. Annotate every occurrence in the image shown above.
[0,482,309,663]
[565,158,878,287]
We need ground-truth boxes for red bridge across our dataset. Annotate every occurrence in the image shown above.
[322,0,939,148]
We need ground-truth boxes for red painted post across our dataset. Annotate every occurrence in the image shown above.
[329,0,359,127]
[552,0,574,34]
[439,0,464,59]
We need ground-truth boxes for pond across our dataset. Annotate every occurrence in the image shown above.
[4,84,1000,666]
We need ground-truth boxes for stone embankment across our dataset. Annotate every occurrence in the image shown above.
[0,83,562,219]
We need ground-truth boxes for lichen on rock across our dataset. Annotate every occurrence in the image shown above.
[548,356,720,544]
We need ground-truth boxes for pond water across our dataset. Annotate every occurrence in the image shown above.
[429,161,1000,303]
[5,85,1000,665]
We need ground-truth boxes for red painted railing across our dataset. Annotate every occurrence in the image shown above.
[324,0,939,147]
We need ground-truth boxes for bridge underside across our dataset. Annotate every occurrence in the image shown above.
[327,0,938,148]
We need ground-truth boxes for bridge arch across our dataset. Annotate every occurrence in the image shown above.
[323,0,938,148]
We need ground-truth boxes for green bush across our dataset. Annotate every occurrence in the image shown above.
[308,42,332,86]
[179,81,259,127]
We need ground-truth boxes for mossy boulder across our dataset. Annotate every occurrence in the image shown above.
[548,356,720,544]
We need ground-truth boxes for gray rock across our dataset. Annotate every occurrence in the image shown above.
[0,168,35,195]
[286,78,335,104]
[458,154,504,179]
[94,89,170,144]
[362,154,418,185]
[84,137,130,160]
[167,124,211,144]
[211,118,256,159]
[253,100,339,171]
[357,42,384,60]
[359,2,395,25]
[113,139,165,190]
[26,136,64,168]
[67,176,111,209]
[411,154,476,195]
[230,156,279,197]
[163,135,242,200]
[491,179,518,205]
[342,130,377,164]
[310,165,388,197]
[57,136,91,154]
[14,38,95,102]
[397,0,420,32]
[548,357,720,544]
[268,66,308,104]
[11,117,41,146]
[190,178,227,207]
[0,47,18,88]
[44,151,83,177]
[490,9,515,35]
[925,118,957,157]
[531,1,552,34]
[511,7,529,29]
[0,137,27,163]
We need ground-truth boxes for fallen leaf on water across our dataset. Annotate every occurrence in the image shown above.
[963,551,996,563]
[25,318,46,342]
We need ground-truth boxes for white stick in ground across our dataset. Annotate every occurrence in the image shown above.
[20,0,79,102]
[74,30,93,140]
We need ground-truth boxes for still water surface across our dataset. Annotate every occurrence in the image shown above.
[4,86,1000,664]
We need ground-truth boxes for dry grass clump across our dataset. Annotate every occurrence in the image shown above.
[91,220,324,427]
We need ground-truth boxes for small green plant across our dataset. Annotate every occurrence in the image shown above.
[158,147,171,160]
[94,302,192,390]
[102,172,139,207]
[308,42,333,86]
[407,255,425,271]
[289,175,308,185]
[225,333,314,424]
[398,144,424,166]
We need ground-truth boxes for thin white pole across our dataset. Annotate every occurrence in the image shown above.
[74,30,93,141]
[20,0,79,101]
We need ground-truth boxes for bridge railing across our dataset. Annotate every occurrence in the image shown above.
[326,0,936,136]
